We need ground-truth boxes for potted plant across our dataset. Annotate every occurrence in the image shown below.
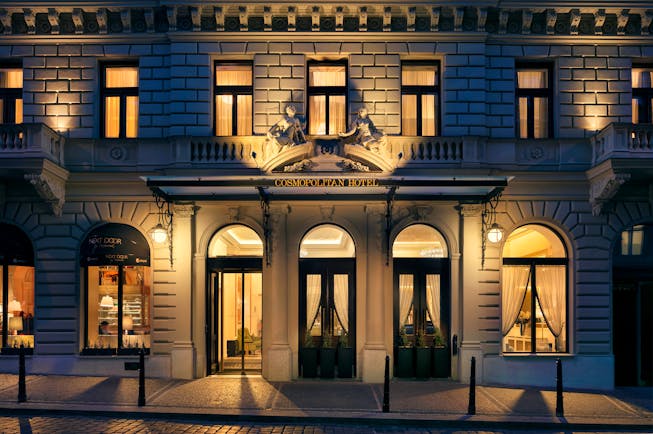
[337,332,354,378]
[319,334,336,378]
[432,328,449,378]
[414,331,431,379]
[395,326,414,378]
[301,330,318,378]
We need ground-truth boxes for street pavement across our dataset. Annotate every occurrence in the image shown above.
[0,373,649,432]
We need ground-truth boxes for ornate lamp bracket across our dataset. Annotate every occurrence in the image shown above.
[258,187,272,267]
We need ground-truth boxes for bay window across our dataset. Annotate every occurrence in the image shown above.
[102,64,139,138]
[632,66,653,124]
[0,66,23,124]
[401,62,439,136]
[215,62,253,136]
[308,61,347,135]
[516,63,552,139]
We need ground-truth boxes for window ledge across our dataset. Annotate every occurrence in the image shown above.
[502,352,573,358]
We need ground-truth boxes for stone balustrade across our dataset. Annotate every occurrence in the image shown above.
[0,123,65,165]
[591,122,653,165]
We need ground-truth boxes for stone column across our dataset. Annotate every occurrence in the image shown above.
[262,204,292,381]
[171,204,197,379]
[361,204,387,383]
[456,204,484,384]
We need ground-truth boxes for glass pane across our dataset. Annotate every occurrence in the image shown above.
[632,68,653,88]
[402,64,437,86]
[632,226,644,255]
[105,67,138,88]
[399,274,414,335]
[104,96,120,138]
[333,274,348,336]
[632,98,640,124]
[236,94,252,135]
[121,266,150,350]
[621,230,630,255]
[222,273,240,366]
[208,225,263,257]
[243,273,262,364]
[393,224,448,258]
[421,94,437,136]
[329,95,346,135]
[216,64,252,86]
[15,98,22,124]
[89,266,119,350]
[0,99,4,124]
[125,96,138,138]
[517,69,547,89]
[503,284,532,353]
[402,95,417,135]
[0,69,22,88]
[300,224,355,258]
[533,97,548,138]
[425,274,441,334]
[518,96,528,139]
[6,266,35,349]
[309,65,345,86]
[309,95,326,135]
[215,94,233,136]
[306,274,322,337]
[535,265,566,353]
[503,224,566,258]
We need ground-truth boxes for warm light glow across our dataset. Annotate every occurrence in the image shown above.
[8,317,23,333]
[100,295,114,308]
[487,223,504,243]
[8,299,22,312]
[122,316,134,331]
[150,224,168,244]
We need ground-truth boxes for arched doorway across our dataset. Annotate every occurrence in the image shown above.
[299,224,356,378]
[613,223,653,386]
[0,223,35,354]
[206,225,263,375]
[392,224,450,378]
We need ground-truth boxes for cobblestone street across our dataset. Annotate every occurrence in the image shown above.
[0,413,646,434]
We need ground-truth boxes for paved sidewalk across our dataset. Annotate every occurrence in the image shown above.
[0,373,650,430]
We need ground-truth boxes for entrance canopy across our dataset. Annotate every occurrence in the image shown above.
[143,175,509,202]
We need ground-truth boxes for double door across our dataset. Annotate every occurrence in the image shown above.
[206,258,262,375]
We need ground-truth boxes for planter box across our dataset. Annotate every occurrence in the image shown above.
[80,348,115,356]
[415,347,431,379]
[301,348,318,378]
[2,347,34,356]
[319,347,336,378]
[432,346,449,378]
[396,347,414,378]
[337,347,354,378]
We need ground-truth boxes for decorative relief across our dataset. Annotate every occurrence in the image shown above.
[227,207,240,222]
[337,159,370,172]
[283,159,314,172]
[24,171,66,217]
[589,172,631,216]
[320,206,335,221]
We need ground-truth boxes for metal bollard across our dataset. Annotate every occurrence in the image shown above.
[467,356,476,415]
[18,345,26,403]
[555,358,564,417]
[382,355,390,413]
[138,349,146,407]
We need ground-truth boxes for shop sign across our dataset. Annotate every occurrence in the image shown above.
[81,223,150,266]
[273,178,380,188]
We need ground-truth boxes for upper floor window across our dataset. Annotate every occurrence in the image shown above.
[516,64,552,139]
[308,61,346,135]
[102,64,138,138]
[401,62,439,136]
[621,224,646,256]
[215,62,252,136]
[632,66,653,124]
[0,67,23,124]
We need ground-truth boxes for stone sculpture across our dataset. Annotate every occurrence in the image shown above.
[338,107,387,151]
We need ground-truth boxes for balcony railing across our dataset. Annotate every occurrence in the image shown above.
[591,123,653,165]
[0,123,65,166]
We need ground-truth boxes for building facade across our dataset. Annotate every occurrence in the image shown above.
[0,1,652,390]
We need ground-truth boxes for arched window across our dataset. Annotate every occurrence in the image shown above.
[0,223,35,354]
[300,224,355,258]
[80,223,151,355]
[208,225,263,258]
[502,224,567,354]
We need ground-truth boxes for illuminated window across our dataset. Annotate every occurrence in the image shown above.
[215,62,253,136]
[401,62,439,136]
[102,64,139,138]
[308,61,347,135]
[621,225,645,255]
[502,224,567,354]
[632,66,653,124]
[516,64,552,139]
[0,66,23,124]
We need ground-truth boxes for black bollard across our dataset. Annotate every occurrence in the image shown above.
[555,358,563,417]
[382,355,390,413]
[138,349,146,407]
[18,345,26,403]
[467,356,476,415]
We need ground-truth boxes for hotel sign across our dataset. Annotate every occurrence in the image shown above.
[273,178,380,187]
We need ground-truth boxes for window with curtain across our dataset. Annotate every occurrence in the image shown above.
[632,66,653,124]
[516,64,552,139]
[308,62,347,135]
[215,62,253,136]
[0,66,23,125]
[102,64,139,138]
[502,224,567,353]
[401,62,439,136]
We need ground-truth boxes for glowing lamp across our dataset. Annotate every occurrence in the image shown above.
[100,295,114,308]
[487,223,504,243]
[122,316,133,333]
[8,299,22,313]
[149,224,168,244]
[9,317,23,335]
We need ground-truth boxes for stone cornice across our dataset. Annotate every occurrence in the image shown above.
[0,4,651,37]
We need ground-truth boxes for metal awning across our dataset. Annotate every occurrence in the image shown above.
[143,175,510,202]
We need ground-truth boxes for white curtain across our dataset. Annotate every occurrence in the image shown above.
[306,274,322,331]
[425,274,441,330]
[421,94,436,136]
[517,70,547,89]
[329,95,346,134]
[309,95,326,135]
[215,95,233,136]
[535,266,566,337]
[104,96,120,138]
[402,95,417,135]
[237,95,252,135]
[501,266,531,336]
[399,274,413,327]
[402,66,436,86]
[333,274,349,333]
